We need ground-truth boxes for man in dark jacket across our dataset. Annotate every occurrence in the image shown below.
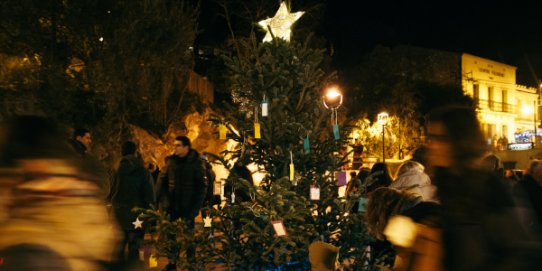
[68,127,109,201]
[109,141,155,270]
[156,136,207,270]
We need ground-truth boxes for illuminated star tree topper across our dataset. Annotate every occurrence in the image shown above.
[258,2,304,42]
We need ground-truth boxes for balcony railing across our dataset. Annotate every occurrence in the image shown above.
[474,99,514,113]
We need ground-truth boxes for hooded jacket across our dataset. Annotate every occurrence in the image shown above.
[391,162,436,201]
[109,154,155,230]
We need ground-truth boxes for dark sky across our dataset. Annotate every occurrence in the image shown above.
[196,0,542,86]
[322,0,542,86]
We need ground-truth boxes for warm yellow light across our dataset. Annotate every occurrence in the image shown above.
[258,2,304,42]
[522,105,534,115]
[323,86,343,109]
[377,112,389,126]
[325,87,341,98]
[384,215,418,248]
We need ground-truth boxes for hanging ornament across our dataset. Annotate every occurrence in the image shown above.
[289,151,295,182]
[231,191,236,204]
[271,220,288,236]
[358,197,368,212]
[213,181,221,195]
[261,95,269,117]
[310,185,320,200]
[204,215,213,228]
[254,123,261,139]
[337,171,347,186]
[333,123,340,140]
[254,106,261,139]
[132,217,143,229]
[303,135,310,154]
[258,2,304,43]
[219,124,228,140]
[149,255,158,268]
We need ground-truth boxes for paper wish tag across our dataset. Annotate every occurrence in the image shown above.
[303,136,310,154]
[254,123,261,139]
[333,124,340,140]
[310,185,320,200]
[272,220,288,236]
[261,98,269,117]
[219,124,228,140]
[337,171,347,186]
[149,255,158,268]
[289,151,295,181]
[213,181,221,195]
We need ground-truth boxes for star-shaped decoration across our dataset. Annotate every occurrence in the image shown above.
[133,217,143,229]
[258,2,304,42]
[203,216,212,228]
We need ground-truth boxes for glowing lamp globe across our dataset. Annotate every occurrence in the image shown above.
[323,87,343,109]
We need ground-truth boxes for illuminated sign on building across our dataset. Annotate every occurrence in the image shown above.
[507,142,534,151]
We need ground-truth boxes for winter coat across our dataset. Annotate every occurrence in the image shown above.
[0,159,121,271]
[515,174,542,226]
[434,167,537,271]
[390,165,436,201]
[309,241,339,271]
[109,154,155,230]
[156,149,207,219]
[68,139,109,201]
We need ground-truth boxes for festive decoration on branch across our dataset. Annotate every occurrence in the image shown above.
[258,2,304,42]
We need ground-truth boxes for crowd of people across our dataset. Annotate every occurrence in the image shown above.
[344,105,542,271]
[2,105,542,271]
[0,116,214,271]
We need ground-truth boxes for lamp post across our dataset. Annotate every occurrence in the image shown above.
[323,86,343,141]
[534,100,538,148]
[377,112,389,163]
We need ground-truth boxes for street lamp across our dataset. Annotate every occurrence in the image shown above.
[323,86,343,110]
[377,112,389,163]
[521,102,537,148]
[323,86,343,140]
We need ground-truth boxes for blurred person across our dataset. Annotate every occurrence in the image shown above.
[352,138,364,169]
[513,160,542,235]
[308,241,340,271]
[68,127,109,201]
[482,153,505,178]
[69,127,92,156]
[147,163,160,185]
[426,105,541,271]
[365,162,393,194]
[390,160,437,201]
[0,115,120,271]
[410,145,428,169]
[155,136,207,270]
[345,167,370,212]
[365,187,440,269]
[108,141,155,270]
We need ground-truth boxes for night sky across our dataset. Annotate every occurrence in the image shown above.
[322,0,542,86]
[196,0,542,86]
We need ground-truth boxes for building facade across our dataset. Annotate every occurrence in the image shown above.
[461,53,539,150]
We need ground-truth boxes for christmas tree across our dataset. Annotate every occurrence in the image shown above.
[203,8,373,268]
[138,2,380,270]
